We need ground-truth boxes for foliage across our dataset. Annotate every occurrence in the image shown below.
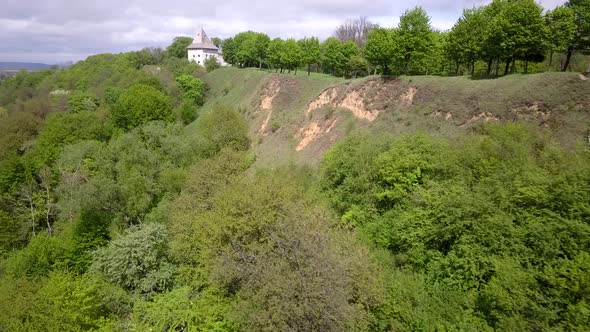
[204,56,221,72]
[175,74,205,106]
[365,28,396,74]
[132,287,237,331]
[166,36,193,59]
[111,83,173,129]
[321,125,590,329]
[397,7,434,74]
[192,106,251,157]
[91,223,175,294]
[68,91,98,113]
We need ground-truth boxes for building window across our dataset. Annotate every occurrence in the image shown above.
[198,61,200,64]
[198,54,200,57]
[193,55,195,58]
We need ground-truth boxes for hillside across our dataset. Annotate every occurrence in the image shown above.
[193,68,590,166]
[0,62,52,71]
[1,53,590,331]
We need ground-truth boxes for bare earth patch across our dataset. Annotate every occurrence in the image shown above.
[460,112,500,127]
[400,86,417,106]
[431,111,453,120]
[511,102,551,125]
[295,118,340,152]
[258,78,282,135]
[304,77,416,123]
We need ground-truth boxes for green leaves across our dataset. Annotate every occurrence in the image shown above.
[166,36,193,59]
[91,223,174,293]
[365,28,396,74]
[111,83,173,130]
[320,124,590,329]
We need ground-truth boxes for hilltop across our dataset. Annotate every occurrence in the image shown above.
[192,67,590,167]
[0,62,53,71]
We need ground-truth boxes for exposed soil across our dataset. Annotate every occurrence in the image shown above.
[460,112,500,127]
[295,118,339,152]
[304,77,417,122]
[257,76,285,135]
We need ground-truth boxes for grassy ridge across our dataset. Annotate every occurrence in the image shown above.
[192,68,590,167]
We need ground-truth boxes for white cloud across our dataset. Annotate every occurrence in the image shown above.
[0,0,567,63]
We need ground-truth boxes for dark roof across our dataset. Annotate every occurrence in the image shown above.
[186,28,219,51]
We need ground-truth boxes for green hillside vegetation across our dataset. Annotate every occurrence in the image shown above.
[1,3,590,331]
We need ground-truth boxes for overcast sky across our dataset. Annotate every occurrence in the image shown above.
[0,0,566,64]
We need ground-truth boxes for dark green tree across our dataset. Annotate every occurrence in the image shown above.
[397,7,434,75]
[298,37,321,75]
[166,36,193,59]
[111,84,173,130]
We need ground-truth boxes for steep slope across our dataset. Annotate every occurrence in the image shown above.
[190,68,590,167]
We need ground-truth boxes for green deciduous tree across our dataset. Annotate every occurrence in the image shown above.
[111,84,173,129]
[562,0,590,71]
[298,37,321,75]
[365,28,396,75]
[267,38,285,72]
[447,8,489,75]
[281,38,303,74]
[397,7,434,75]
[321,37,345,75]
[166,36,193,59]
[545,6,577,69]
[91,223,175,294]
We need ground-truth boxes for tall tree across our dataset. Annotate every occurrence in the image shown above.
[254,33,271,69]
[397,7,434,75]
[365,28,396,75]
[166,37,193,59]
[267,38,285,72]
[339,40,360,77]
[447,8,489,75]
[321,37,345,75]
[485,0,548,75]
[545,6,577,69]
[562,0,590,71]
[281,39,303,74]
[222,37,237,65]
[298,37,321,75]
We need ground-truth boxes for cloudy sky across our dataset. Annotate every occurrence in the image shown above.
[0,0,566,64]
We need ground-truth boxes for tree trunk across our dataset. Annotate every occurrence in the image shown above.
[487,59,493,76]
[504,58,511,76]
[562,48,574,72]
[455,62,460,76]
[294,67,298,75]
[494,59,500,76]
[548,52,554,68]
[308,63,311,76]
[470,60,475,76]
[524,60,529,74]
[511,59,516,74]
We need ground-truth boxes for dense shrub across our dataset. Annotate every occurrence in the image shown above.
[111,84,173,129]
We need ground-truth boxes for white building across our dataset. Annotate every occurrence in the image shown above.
[187,28,226,66]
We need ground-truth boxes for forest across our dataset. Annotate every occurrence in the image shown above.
[1,0,590,331]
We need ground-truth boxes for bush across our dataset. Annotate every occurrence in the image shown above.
[204,57,221,72]
[91,223,175,294]
[175,74,205,106]
[111,84,173,130]
[193,106,251,157]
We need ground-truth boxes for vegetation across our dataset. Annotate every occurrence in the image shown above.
[220,1,589,78]
[0,14,589,332]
